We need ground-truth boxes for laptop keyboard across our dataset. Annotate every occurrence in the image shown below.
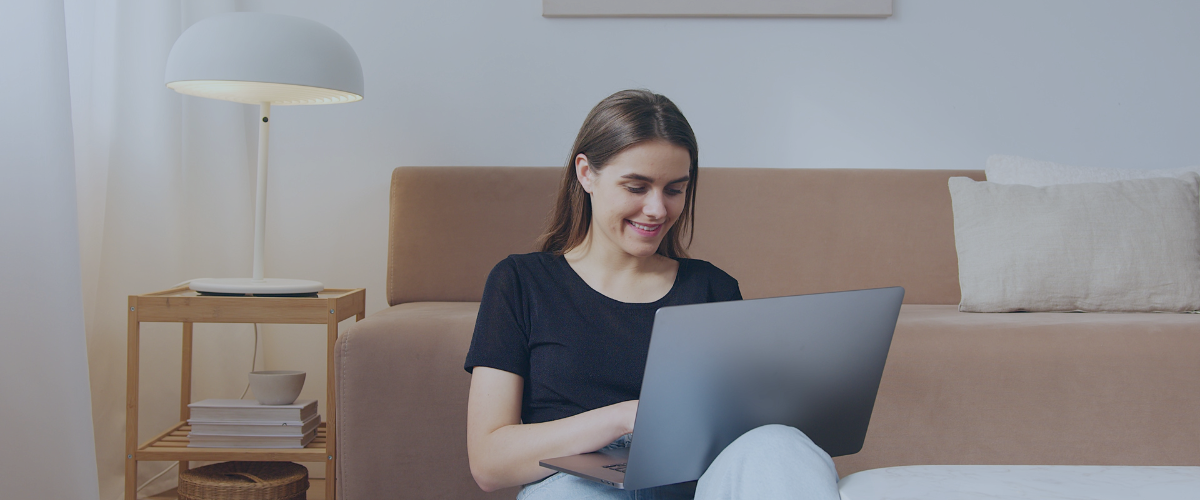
[602,463,627,474]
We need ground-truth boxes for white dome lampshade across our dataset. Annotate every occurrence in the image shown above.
[166,12,363,104]
[166,12,363,296]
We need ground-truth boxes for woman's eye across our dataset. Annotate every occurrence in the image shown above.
[625,185,684,195]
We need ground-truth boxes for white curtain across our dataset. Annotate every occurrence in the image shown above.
[55,1,265,498]
[68,0,185,496]
[0,0,100,498]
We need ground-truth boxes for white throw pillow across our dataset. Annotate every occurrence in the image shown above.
[985,155,1200,186]
[948,174,1200,312]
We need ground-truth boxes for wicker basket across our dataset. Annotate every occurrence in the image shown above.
[178,461,308,500]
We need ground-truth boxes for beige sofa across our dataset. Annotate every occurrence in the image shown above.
[334,167,1200,500]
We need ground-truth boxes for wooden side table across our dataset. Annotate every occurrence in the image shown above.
[125,286,365,500]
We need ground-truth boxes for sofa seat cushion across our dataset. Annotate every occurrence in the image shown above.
[834,305,1200,476]
[338,302,1200,492]
[838,465,1200,500]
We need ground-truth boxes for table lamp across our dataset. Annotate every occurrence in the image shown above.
[165,12,363,296]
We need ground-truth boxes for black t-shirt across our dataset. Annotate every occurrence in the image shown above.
[464,252,742,424]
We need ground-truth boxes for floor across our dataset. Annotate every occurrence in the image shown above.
[146,478,325,499]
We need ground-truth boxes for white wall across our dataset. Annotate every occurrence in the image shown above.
[79,1,1200,496]
[256,0,1200,171]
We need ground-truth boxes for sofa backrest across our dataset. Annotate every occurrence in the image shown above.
[387,166,985,306]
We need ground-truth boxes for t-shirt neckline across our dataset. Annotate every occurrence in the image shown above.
[555,254,684,307]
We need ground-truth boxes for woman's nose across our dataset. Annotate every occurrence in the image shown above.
[643,191,667,219]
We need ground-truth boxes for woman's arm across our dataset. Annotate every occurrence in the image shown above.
[466,366,638,492]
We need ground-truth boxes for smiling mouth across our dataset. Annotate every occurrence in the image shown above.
[627,220,662,234]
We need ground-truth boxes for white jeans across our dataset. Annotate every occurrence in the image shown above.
[518,425,841,500]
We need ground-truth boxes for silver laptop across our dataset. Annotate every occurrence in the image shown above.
[539,286,905,490]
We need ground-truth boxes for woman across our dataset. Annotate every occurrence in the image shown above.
[464,90,840,499]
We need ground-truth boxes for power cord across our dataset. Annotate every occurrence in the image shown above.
[239,322,259,400]
[129,315,259,498]
[132,463,177,497]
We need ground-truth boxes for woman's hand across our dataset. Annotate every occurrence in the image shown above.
[466,367,642,492]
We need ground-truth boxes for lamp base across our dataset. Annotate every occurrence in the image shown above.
[189,278,325,296]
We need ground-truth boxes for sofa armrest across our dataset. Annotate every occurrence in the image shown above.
[334,302,519,500]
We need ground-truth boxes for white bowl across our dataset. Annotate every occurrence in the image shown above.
[249,370,306,405]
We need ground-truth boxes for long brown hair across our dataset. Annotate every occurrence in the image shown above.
[537,89,699,258]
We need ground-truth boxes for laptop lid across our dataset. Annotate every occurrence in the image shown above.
[620,286,904,490]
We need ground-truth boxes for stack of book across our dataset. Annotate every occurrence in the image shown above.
[186,399,320,448]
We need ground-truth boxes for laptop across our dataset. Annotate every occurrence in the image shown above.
[539,286,905,490]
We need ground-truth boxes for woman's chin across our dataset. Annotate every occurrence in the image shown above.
[620,241,663,259]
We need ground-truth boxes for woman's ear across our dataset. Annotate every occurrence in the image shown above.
[575,154,595,194]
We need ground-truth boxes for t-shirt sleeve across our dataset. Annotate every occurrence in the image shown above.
[700,260,742,302]
[463,257,530,377]
[724,278,743,302]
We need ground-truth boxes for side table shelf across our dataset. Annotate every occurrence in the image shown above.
[137,422,328,461]
[125,286,365,500]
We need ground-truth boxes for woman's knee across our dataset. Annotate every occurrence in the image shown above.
[721,425,837,476]
[729,424,819,453]
[740,424,807,442]
[696,425,841,499]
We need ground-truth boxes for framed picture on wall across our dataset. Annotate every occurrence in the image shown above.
[543,0,893,18]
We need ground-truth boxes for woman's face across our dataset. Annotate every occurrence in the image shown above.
[576,140,692,259]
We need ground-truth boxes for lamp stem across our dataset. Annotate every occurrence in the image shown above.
[252,102,270,282]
